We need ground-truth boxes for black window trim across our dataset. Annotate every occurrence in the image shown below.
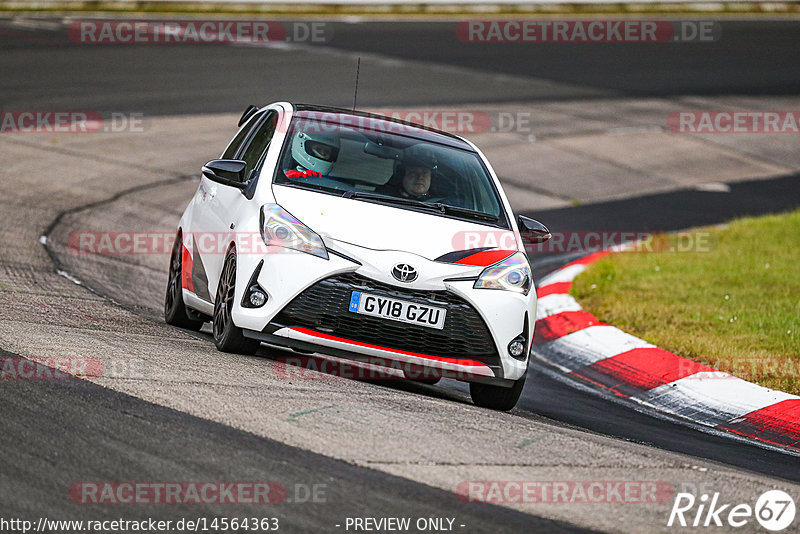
[233,109,276,160]
[221,109,265,160]
[233,109,278,200]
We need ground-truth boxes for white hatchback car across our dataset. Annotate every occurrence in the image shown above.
[165,102,550,410]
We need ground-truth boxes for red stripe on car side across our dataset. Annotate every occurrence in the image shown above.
[573,347,716,395]
[532,310,607,344]
[454,249,516,266]
[289,326,491,368]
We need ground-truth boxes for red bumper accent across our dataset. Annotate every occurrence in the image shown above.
[289,326,491,369]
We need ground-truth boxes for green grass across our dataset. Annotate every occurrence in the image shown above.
[571,209,800,395]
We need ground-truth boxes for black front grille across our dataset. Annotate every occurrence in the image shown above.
[272,273,499,364]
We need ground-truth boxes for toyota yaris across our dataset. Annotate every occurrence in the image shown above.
[165,102,550,410]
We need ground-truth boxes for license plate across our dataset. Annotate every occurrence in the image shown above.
[348,291,447,330]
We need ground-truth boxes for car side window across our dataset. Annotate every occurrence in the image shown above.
[239,111,278,179]
[221,111,265,160]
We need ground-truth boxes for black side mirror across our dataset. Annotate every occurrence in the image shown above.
[202,159,248,189]
[517,215,551,243]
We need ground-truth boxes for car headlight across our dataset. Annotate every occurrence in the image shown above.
[260,204,328,260]
[473,252,531,295]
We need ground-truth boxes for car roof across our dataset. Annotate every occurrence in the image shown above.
[290,103,474,151]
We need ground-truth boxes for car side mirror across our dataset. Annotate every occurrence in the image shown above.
[517,215,551,243]
[202,159,248,189]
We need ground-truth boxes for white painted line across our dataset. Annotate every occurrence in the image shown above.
[694,182,731,193]
[57,270,82,285]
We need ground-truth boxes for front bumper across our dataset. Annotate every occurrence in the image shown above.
[231,241,535,382]
[243,325,507,384]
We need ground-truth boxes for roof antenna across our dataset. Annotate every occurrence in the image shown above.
[352,57,361,111]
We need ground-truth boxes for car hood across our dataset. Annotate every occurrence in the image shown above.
[272,185,516,261]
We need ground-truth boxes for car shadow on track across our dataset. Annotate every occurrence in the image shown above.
[193,327,475,406]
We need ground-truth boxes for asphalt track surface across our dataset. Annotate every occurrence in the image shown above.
[1,19,799,114]
[2,16,800,532]
[0,348,584,533]
[526,172,800,235]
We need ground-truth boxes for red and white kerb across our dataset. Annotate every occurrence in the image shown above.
[533,251,800,452]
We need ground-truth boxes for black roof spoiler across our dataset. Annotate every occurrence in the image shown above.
[238,105,260,127]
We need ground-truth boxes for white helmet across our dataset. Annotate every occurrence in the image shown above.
[291,132,340,175]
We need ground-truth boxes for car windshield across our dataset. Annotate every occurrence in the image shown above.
[274,114,505,225]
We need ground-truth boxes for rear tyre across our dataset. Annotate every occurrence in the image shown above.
[470,371,527,411]
[164,232,204,331]
[213,249,261,355]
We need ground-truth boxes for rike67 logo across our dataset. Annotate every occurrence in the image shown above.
[668,490,795,531]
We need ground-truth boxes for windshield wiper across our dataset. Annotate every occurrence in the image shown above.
[343,191,499,222]
[432,203,499,223]
[342,191,445,213]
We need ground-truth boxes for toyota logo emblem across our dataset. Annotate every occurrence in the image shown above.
[392,264,418,283]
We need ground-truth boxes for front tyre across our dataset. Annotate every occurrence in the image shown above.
[164,232,204,331]
[213,249,261,355]
[470,371,527,411]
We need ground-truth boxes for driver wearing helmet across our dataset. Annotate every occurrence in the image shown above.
[288,132,340,177]
[377,148,438,200]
